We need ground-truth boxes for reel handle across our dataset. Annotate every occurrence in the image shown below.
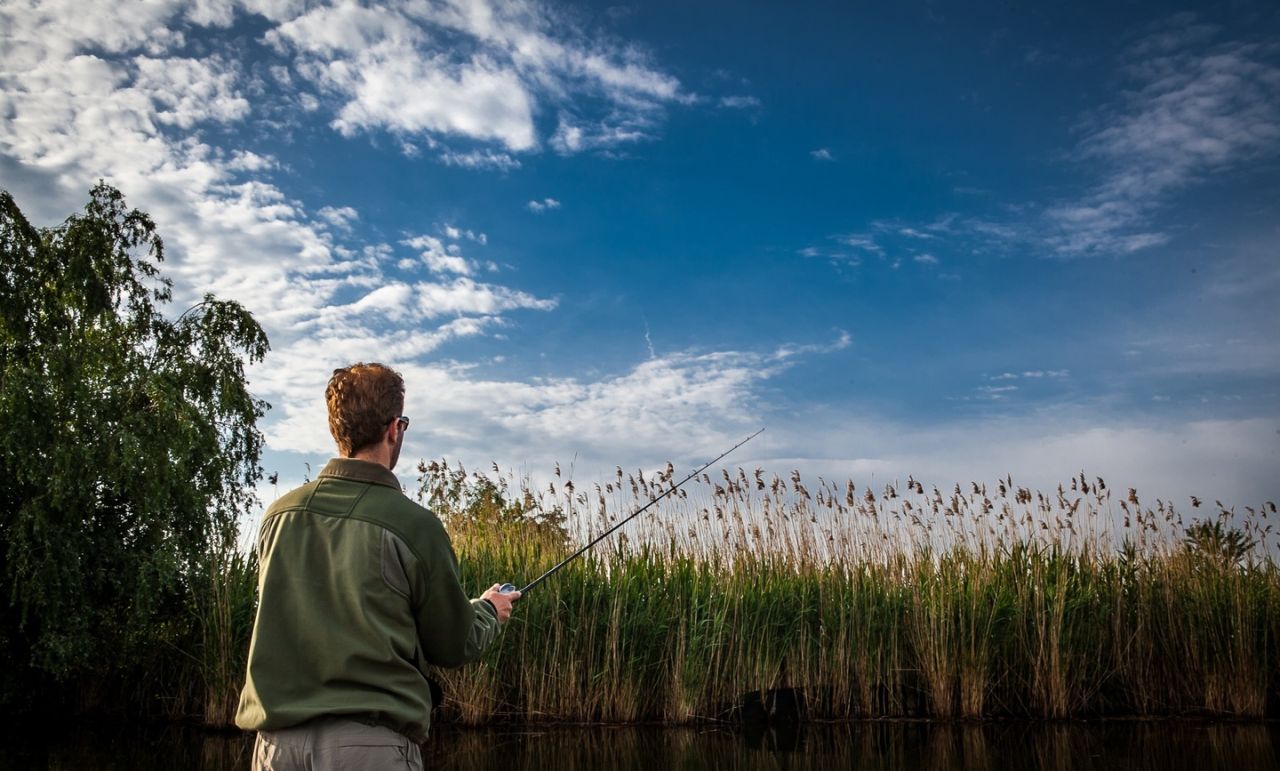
[498,583,518,594]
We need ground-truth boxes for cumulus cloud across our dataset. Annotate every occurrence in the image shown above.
[324,46,538,150]
[134,56,249,128]
[401,231,498,276]
[810,147,834,161]
[317,205,359,231]
[527,197,560,213]
[0,0,578,482]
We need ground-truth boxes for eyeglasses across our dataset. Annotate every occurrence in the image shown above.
[390,415,410,432]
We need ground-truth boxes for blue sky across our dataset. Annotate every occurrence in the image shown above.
[2,0,1277,512]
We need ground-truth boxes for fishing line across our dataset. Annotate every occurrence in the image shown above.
[499,428,765,597]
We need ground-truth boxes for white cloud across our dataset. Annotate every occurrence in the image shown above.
[266,0,688,157]
[325,46,538,151]
[761,412,1279,513]
[719,95,761,109]
[989,370,1070,381]
[0,1,576,483]
[266,2,414,56]
[842,22,1280,262]
[266,340,814,469]
[837,235,884,255]
[134,56,249,128]
[978,385,1018,393]
[317,205,358,231]
[402,234,477,276]
[1130,12,1220,56]
[226,150,277,172]
[913,253,939,264]
[1047,26,1280,256]
[549,113,652,154]
[810,147,834,161]
[414,277,557,319]
[442,225,487,244]
[439,148,521,171]
[267,357,1278,515]
[527,197,561,213]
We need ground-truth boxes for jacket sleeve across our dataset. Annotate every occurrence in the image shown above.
[411,517,502,668]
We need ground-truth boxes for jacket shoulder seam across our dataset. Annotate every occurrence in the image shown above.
[265,505,435,570]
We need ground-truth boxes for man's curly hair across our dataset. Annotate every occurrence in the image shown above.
[325,362,405,457]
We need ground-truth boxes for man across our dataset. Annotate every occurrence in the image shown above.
[236,362,519,770]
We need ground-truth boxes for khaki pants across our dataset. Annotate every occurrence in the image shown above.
[252,718,424,771]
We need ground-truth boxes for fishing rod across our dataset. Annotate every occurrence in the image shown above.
[499,428,764,597]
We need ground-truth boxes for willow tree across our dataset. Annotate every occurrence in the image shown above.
[0,183,269,705]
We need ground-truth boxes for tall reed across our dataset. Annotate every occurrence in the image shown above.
[414,461,1278,723]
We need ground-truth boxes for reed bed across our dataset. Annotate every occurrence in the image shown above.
[418,460,1279,724]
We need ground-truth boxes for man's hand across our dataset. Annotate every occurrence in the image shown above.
[481,584,521,624]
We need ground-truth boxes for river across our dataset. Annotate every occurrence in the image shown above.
[2,720,1276,770]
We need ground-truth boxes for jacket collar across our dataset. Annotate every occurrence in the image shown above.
[318,457,402,490]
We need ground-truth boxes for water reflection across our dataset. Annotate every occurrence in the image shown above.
[1,720,1275,770]
[425,723,1279,771]
[0,722,252,771]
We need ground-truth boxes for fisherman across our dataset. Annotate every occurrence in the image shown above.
[235,362,519,771]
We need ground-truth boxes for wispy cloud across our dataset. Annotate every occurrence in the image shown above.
[719,95,761,109]
[810,147,834,161]
[1050,18,1280,255]
[976,385,1019,399]
[265,335,847,472]
[800,226,953,276]
[824,18,1280,262]
[439,149,522,171]
[836,235,884,255]
[990,370,1070,381]
[549,113,656,154]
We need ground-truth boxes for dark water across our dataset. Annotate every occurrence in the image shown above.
[2,720,1278,770]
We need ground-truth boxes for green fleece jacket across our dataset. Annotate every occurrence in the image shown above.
[234,458,501,741]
